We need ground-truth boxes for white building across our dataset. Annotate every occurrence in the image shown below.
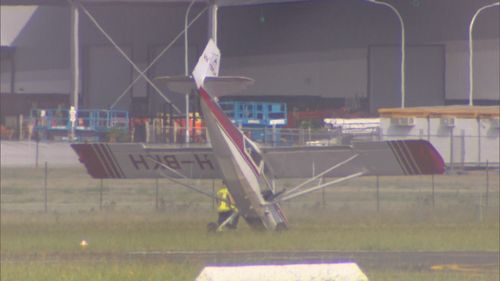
[379,106,499,167]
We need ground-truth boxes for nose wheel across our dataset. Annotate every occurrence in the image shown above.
[275,222,287,232]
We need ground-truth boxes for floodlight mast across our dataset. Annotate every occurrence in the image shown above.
[468,2,500,106]
[184,0,197,144]
[208,0,218,44]
[365,0,406,108]
[184,0,218,144]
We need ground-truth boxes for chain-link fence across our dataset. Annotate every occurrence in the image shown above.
[143,125,380,146]
[8,115,499,169]
[1,165,498,223]
[143,124,498,169]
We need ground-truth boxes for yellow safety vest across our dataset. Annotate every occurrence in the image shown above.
[217,187,237,212]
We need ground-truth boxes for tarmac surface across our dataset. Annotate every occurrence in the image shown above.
[2,251,498,272]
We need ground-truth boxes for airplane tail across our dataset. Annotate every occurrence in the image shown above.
[192,41,262,178]
[155,39,252,97]
[192,39,220,89]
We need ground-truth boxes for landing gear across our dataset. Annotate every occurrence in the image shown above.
[275,222,287,233]
[207,211,240,233]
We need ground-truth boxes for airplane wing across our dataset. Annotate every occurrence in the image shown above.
[71,143,219,179]
[263,140,445,178]
[71,139,444,179]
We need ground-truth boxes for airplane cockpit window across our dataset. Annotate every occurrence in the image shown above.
[244,138,262,169]
[244,136,275,190]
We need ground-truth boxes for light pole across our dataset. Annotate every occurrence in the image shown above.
[208,0,218,43]
[468,2,500,106]
[70,0,80,141]
[184,0,197,144]
[365,0,406,108]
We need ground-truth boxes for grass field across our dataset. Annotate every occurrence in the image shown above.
[1,262,497,281]
[1,166,499,280]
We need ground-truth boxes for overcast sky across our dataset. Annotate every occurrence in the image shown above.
[0,5,38,46]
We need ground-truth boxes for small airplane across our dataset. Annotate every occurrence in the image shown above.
[72,40,445,231]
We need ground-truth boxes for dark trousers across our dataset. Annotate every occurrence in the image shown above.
[218,210,239,229]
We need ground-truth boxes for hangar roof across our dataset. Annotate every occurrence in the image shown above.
[379,106,500,118]
[0,0,306,6]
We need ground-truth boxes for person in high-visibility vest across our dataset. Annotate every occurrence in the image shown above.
[216,183,239,229]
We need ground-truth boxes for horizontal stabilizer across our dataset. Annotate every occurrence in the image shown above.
[155,75,254,96]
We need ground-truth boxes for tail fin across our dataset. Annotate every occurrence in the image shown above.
[192,39,220,89]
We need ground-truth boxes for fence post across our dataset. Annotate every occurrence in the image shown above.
[212,179,215,209]
[272,125,276,147]
[155,178,159,211]
[169,103,174,144]
[431,174,435,208]
[376,176,380,212]
[321,177,326,208]
[35,131,40,168]
[477,117,481,165]
[99,179,103,211]
[477,172,483,222]
[426,116,431,142]
[449,128,454,172]
[485,160,489,208]
[44,161,48,213]
[460,130,465,170]
[18,114,24,140]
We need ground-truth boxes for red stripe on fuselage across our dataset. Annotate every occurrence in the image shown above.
[198,87,260,176]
